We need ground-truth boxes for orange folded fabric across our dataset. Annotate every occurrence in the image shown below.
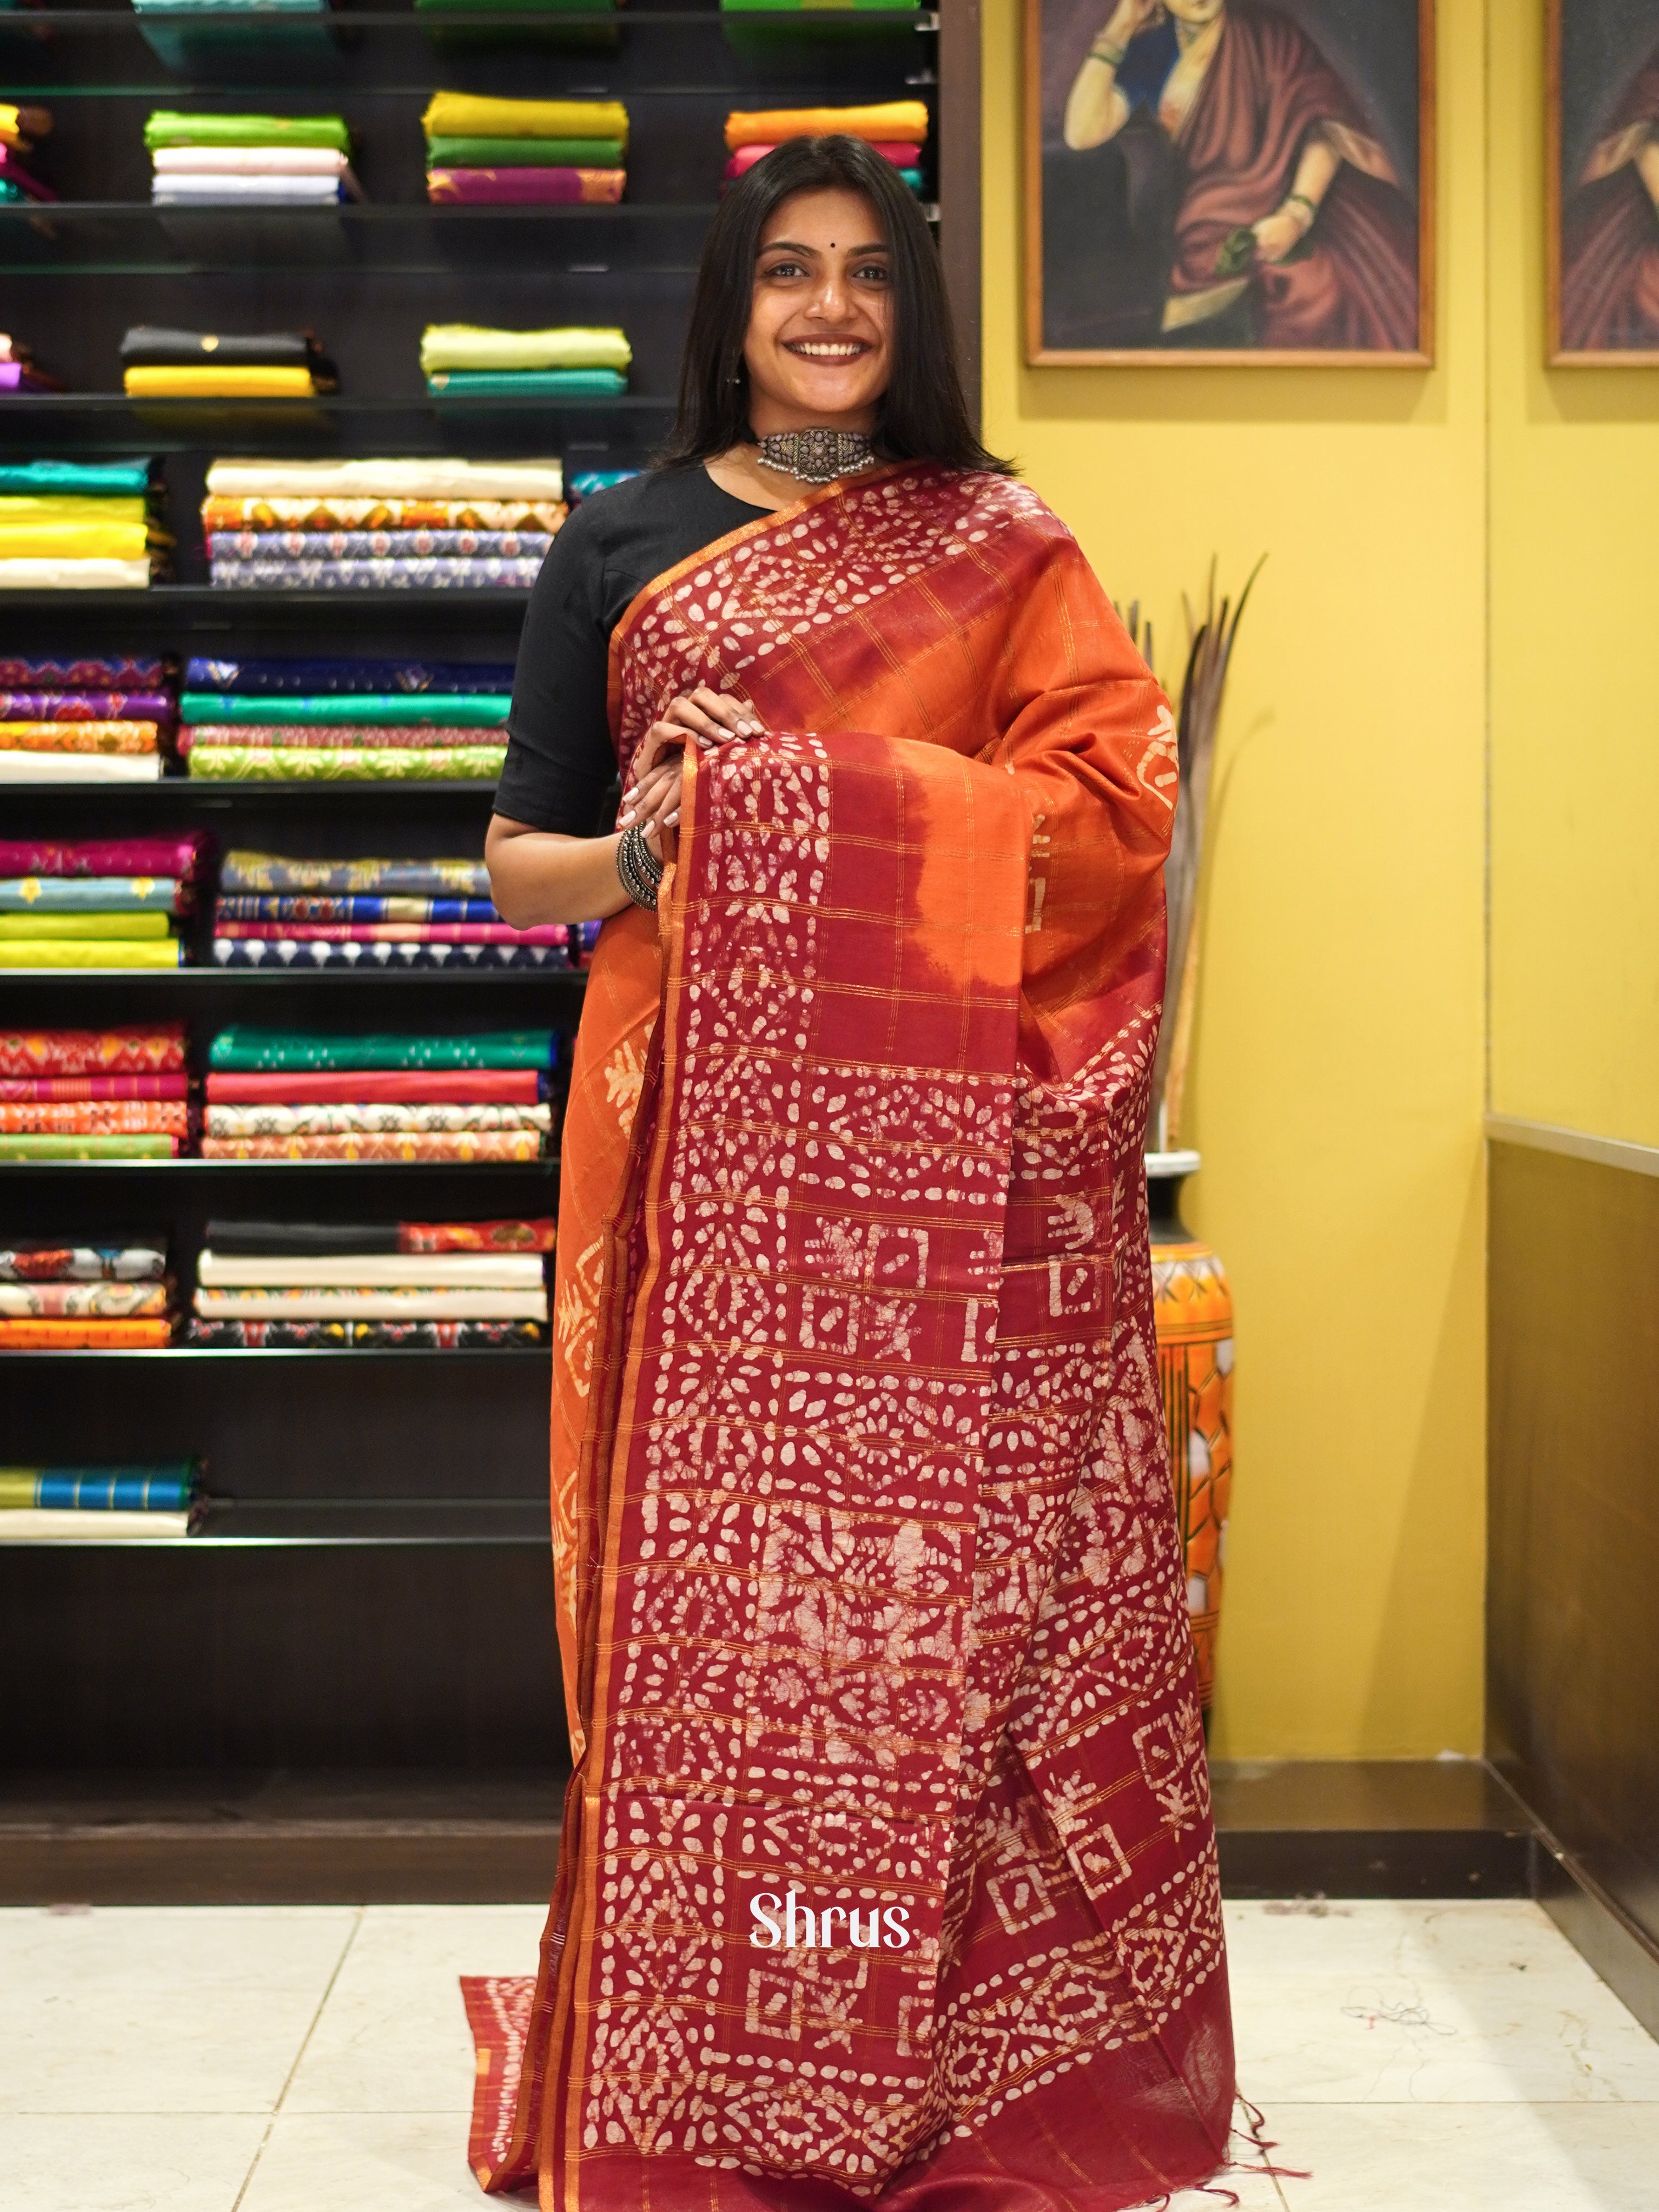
[0,1318,174,1348]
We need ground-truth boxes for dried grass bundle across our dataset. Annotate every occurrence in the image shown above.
[1130,558,1263,1148]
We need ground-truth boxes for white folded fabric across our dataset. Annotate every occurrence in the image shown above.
[0,1510,190,1542]
[153,173,359,204]
[0,753,163,782]
[203,1102,550,1137]
[193,1287,549,1319]
[0,558,151,590]
[153,145,349,173]
[198,1250,546,1289]
[205,457,565,501]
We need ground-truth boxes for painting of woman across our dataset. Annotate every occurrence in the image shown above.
[1556,26,1659,356]
[1028,0,1431,361]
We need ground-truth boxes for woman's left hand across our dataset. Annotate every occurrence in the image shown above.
[1251,207,1309,264]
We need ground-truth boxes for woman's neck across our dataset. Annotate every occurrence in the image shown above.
[1174,13,1223,55]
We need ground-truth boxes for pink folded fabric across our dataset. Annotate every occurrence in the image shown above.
[214,920,568,945]
[0,363,61,393]
[0,838,208,880]
[725,141,919,179]
[0,693,174,721]
[426,167,626,206]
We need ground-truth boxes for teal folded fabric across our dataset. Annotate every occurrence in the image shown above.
[0,461,153,495]
[180,692,510,726]
[210,1027,555,1071]
[426,370,628,397]
[0,878,182,912]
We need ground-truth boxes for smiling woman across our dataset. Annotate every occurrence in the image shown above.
[469,135,1236,2212]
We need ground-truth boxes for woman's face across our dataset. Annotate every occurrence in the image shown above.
[744,187,893,435]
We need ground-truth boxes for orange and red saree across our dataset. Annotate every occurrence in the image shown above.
[466,462,1234,2208]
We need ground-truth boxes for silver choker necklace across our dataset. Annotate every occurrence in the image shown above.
[757,429,876,484]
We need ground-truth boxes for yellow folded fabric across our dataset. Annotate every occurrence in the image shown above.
[0,495,149,527]
[421,92,629,144]
[124,366,320,398]
[0,523,153,561]
[0,912,172,940]
[0,104,49,152]
[419,325,631,375]
[724,101,930,151]
[0,940,182,969]
[0,722,159,754]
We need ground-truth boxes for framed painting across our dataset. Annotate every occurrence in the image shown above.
[1023,0,1436,365]
[1549,0,1659,362]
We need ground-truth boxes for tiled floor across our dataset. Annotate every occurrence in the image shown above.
[2,1899,1656,2210]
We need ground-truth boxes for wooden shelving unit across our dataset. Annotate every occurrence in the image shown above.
[0,0,980,1852]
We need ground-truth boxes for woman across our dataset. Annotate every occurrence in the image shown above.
[1062,0,1419,350]
[1560,37,1659,353]
[473,133,1233,2209]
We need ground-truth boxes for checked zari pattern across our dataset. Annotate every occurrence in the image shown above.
[476,465,1234,2211]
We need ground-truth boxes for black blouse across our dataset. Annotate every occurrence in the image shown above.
[493,465,770,836]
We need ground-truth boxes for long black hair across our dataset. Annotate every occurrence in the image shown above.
[656,135,1010,475]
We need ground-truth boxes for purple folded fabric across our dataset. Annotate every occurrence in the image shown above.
[0,836,210,880]
[0,660,167,689]
[0,148,57,203]
[425,166,625,206]
[0,364,59,394]
[0,693,174,721]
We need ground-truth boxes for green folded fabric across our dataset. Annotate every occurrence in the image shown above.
[210,1027,555,1071]
[425,137,624,167]
[189,745,506,781]
[427,370,627,398]
[0,913,173,940]
[420,324,631,374]
[0,461,153,495]
[144,110,351,153]
[0,1135,178,1158]
[0,939,184,968]
[181,693,510,725]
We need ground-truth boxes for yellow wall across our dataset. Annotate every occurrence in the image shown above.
[1488,4,1659,1146]
[980,0,1489,1757]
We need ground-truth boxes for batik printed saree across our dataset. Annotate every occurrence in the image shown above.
[470,461,1233,2207]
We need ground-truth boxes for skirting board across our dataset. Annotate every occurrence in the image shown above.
[2,1759,1536,1908]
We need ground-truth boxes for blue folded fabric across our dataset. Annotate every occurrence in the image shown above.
[0,460,155,494]
[2,1468,197,1511]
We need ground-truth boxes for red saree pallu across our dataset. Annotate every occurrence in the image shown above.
[469,464,1232,2209]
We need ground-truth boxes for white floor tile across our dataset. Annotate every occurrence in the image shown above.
[0,1905,358,2115]
[1257,2100,1659,2211]
[236,2111,493,2212]
[1224,1901,1659,2105]
[0,2112,267,2212]
[283,1905,547,2116]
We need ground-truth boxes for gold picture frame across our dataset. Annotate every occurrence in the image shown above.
[1023,0,1437,366]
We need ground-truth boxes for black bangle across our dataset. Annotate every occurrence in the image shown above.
[617,822,663,912]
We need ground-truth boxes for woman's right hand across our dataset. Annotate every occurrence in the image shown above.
[1100,0,1161,48]
[620,687,764,834]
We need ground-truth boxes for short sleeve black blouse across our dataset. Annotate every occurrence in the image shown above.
[493,465,769,836]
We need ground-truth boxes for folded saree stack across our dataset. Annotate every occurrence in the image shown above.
[421,324,630,402]
[0,458,165,591]
[200,456,563,591]
[0,654,182,784]
[0,332,64,395]
[421,92,629,205]
[121,325,339,400]
[723,99,929,195]
[0,832,205,967]
[212,847,574,968]
[182,653,512,780]
[0,1234,177,1347]
[203,1026,557,1159]
[0,1022,195,1155]
[0,103,55,205]
[187,1215,552,1346]
[0,1462,199,1538]
[144,110,361,206]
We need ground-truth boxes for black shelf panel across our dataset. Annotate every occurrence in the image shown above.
[0,202,718,275]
